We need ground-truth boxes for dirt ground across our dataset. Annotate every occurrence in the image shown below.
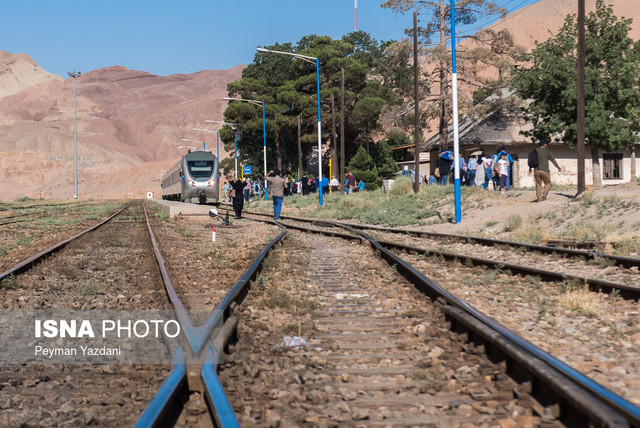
[412,183,640,246]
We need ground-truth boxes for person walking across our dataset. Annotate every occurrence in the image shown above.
[345,171,356,194]
[497,153,509,195]
[530,139,561,202]
[437,155,452,186]
[243,179,251,202]
[330,176,340,192]
[474,155,485,187]
[229,178,246,219]
[222,181,231,202]
[467,155,477,186]
[265,169,285,220]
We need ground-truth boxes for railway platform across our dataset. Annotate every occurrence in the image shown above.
[148,199,213,219]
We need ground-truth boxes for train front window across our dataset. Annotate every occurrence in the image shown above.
[187,161,214,179]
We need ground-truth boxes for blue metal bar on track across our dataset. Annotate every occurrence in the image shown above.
[134,347,188,428]
[202,346,240,428]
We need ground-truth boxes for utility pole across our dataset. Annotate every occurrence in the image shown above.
[297,116,303,181]
[438,0,448,152]
[340,68,346,188]
[331,94,338,184]
[413,10,420,194]
[354,0,358,31]
[576,0,586,195]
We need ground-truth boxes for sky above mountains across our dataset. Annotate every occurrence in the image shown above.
[3,0,539,78]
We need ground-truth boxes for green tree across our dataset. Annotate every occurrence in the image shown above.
[370,140,400,179]
[510,0,640,186]
[223,32,399,183]
[347,146,381,189]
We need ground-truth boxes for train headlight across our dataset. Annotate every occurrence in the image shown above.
[208,179,214,187]
[188,180,195,187]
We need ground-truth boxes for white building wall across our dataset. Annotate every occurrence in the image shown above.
[513,144,640,188]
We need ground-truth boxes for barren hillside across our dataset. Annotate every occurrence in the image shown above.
[0,55,243,200]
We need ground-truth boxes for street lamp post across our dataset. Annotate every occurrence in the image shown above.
[222,98,267,200]
[67,71,81,199]
[181,138,205,150]
[256,47,323,207]
[450,0,461,224]
[204,121,238,179]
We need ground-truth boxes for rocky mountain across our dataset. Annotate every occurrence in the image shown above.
[491,0,640,47]
[0,54,243,200]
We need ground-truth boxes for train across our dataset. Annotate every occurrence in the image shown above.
[161,150,220,204]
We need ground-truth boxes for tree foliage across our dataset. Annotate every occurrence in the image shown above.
[510,0,640,152]
[222,31,406,181]
[347,146,381,189]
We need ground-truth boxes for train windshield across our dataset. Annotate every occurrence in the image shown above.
[187,160,214,179]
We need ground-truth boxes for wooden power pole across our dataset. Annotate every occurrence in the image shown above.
[413,10,420,194]
[340,68,346,188]
[576,0,586,195]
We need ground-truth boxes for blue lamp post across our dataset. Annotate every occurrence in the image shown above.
[450,0,461,223]
[256,47,323,207]
[222,98,267,200]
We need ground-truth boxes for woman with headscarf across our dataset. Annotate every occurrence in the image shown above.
[230,178,246,219]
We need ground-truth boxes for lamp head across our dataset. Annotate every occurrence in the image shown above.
[256,48,267,53]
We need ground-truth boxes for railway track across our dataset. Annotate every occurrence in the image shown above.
[0,200,126,273]
[206,207,640,426]
[224,208,640,299]
[3,199,640,426]
[0,202,172,426]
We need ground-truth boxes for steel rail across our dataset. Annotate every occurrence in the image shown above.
[138,208,287,427]
[202,345,240,428]
[219,206,639,269]
[219,208,640,300]
[0,204,130,282]
[375,238,640,300]
[339,221,640,428]
[346,222,640,270]
[237,212,639,427]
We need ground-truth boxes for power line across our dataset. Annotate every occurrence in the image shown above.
[456,0,541,39]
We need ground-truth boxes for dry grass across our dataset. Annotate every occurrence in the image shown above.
[556,286,602,316]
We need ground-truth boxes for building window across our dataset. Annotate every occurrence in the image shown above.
[603,153,623,180]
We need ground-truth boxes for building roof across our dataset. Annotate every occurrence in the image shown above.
[419,106,532,151]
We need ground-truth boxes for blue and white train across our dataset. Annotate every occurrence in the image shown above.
[161,150,219,204]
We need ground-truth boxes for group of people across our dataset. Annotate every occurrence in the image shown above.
[225,171,287,220]
[422,140,559,200]
[432,148,514,194]
[223,170,368,221]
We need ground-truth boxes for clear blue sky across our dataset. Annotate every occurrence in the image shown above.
[2,0,540,78]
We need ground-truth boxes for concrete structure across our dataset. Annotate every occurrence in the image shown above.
[148,198,214,219]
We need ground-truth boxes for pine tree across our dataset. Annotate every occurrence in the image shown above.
[347,146,381,189]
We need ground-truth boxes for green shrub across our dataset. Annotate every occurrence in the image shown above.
[503,214,522,232]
